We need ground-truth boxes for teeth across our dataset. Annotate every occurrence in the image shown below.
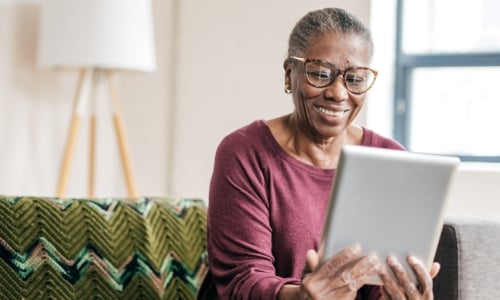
[317,106,346,117]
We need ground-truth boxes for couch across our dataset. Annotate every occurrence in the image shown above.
[433,215,500,300]
[1,196,499,299]
[0,195,208,299]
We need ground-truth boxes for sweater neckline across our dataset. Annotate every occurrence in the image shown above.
[255,120,371,176]
[256,120,342,176]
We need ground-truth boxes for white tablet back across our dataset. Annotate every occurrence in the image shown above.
[320,145,460,285]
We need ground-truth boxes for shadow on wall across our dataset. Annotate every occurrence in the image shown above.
[0,3,74,196]
[10,4,40,94]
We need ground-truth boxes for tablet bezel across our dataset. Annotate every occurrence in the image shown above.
[319,145,460,285]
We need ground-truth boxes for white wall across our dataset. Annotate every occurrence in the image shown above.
[0,0,370,199]
[447,163,500,220]
[169,0,370,199]
[0,0,498,220]
[0,0,173,197]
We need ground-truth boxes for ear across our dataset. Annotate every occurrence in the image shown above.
[283,59,292,86]
[283,58,292,72]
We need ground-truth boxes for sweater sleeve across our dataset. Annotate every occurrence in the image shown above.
[206,130,297,299]
[362,127,406,150]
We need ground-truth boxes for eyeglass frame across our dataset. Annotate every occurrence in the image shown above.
[288,56,378,95]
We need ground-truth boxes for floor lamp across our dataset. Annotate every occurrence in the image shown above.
[37,0,156,198]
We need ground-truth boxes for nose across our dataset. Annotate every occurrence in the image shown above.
[323,75,348,102]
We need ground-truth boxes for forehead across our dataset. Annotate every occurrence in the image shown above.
[304,31,371,67]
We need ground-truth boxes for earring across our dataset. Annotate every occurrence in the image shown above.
[284,84,292,94]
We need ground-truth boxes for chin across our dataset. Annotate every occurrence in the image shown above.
[316,125,347,139]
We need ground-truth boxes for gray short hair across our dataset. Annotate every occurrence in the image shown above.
[287,7,373,60]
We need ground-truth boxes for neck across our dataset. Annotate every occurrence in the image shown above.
[284,114,345,169]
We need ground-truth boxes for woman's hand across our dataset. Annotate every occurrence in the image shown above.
[379,256,440,300]
[299,245,381,300]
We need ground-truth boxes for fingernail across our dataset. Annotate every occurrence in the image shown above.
[387,256,397,265]
[408,256,418,264]
[368,253,379,262]
[352,243,362,253]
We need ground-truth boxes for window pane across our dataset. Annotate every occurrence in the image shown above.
[402,0,500,54]
[409,67,500,156]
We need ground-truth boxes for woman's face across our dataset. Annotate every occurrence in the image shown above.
[285,31,372,141]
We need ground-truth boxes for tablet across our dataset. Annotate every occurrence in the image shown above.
[320,145,460,285]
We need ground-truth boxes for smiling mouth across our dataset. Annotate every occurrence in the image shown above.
[314,105,349,117]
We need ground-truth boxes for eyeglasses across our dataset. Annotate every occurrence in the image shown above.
[289,56,378,95]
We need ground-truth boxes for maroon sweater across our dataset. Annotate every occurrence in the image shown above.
[198,120,404,299]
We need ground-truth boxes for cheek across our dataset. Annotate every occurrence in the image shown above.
[291,72,320,98]
[352,96,366,108]
[294,83,323,104]
[347,96,367,121]
[292,87,320,116]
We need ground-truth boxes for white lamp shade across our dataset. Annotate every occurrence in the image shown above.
[37,0,156,72]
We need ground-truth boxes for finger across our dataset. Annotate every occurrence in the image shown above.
[381,289,391,300]
[407,256,433,293]
[304,249,319,274]
[388,256,420,299]
[387,256,411,284]
[325,253,380,293]
[343,254,381,290]
[430,262,441,279]
[301,246,361,296]
[379,264,405,300]
[342,253,380,282]
[322,244,362,275]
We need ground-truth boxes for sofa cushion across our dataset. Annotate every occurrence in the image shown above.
[0,196,208,299]
[433,216,500,300]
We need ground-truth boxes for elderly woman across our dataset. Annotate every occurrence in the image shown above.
[198,7,438,300]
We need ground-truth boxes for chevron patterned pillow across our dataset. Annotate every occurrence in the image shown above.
[0,196,208,300]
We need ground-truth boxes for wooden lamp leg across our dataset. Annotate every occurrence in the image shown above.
[88,69,99,197]
[106,71,138,197]
[88,114,97,197]
[56,69,88,198]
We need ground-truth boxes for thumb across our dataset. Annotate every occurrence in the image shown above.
[305,249,320,274]
[430,262,441,279]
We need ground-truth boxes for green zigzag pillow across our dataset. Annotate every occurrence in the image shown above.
[0,196,208,300]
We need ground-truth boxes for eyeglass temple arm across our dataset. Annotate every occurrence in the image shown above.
[289,56,306,63]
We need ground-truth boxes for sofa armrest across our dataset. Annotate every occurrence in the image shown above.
[433,216,500,300]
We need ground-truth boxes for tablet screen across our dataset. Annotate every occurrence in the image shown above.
[320,145,460,285]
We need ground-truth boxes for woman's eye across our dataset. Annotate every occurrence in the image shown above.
[310,71,331,80]
[345,74,365,84]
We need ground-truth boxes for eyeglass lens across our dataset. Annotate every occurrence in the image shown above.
[305,61,375,93]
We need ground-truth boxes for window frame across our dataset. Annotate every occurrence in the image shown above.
[393,0,500,162]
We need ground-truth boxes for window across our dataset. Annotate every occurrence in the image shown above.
[394,0,500,161]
